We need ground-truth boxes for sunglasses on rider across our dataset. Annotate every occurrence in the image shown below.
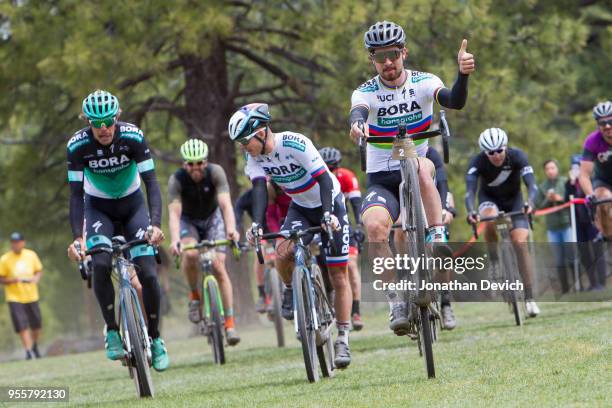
[370,49,402,64]
[486,148,505,156]
[186,161,205,166]
[597,119,612,127]
[89,116,117,128]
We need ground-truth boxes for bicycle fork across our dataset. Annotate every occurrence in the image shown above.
[293,266,319,334]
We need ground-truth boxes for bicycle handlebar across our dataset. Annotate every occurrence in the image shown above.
[176,239,241,268]
[469,204,533,239]
[254,226,324,265]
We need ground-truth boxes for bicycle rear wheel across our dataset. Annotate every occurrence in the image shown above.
[419,305,436,379]
[294,266,319,383]
[268,268,285,347]
[206,279,226,364]
[122,287,154,397]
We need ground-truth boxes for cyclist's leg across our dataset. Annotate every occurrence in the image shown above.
[254,253,266,312]
[478,193,501,263]
[274,204,308,285]
[179,216,201,301]
[416,157,444,231]
[84,199,117,330]
[506,193,535,301]
[323,197,351,327]
[348,239,363,328]
[592,181,612,237]
[204,208,238,333]
[124,198,162,340]
[362,173,409,331]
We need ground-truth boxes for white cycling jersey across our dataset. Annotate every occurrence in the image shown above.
[351,69,444,173]
[245,131,341,208]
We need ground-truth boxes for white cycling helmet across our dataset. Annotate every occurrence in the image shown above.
[592,101,612,120]
[228,103,271,143]
[364,21,406,51]
[479,128,508,151]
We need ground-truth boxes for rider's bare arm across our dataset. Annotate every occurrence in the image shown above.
[578,160,595,196]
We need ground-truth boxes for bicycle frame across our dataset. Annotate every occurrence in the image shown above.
[116,257,151,360]
[292,241,319,334]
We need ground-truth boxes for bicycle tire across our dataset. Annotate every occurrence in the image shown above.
[207,279,226,364]
[419,306,436,379]
[294,266,319,383]
[313,264,335,377]
[501,246,522,326]
[268,268,285,348]
[123,286,154,397]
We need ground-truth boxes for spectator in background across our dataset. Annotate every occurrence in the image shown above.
[536,159,571,293]
[565,155,607,291]
[0,233,43,359]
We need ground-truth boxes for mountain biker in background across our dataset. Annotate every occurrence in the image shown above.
[168,139,241,346]
[66,90,169,371]
[579,101,612,239]
[319,147,365,331]
[349,20,475,335]
[465,128,540,317]
[426,145,457,329]
[228,103,353,368]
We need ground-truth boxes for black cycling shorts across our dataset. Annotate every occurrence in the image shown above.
[281,195,349,267]
[84,190,155,258]
[478,190,529,230]
[361,170,403,222]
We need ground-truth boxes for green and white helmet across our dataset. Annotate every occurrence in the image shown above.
[82,90,119,120]
[228,103,271,143]
[180,139,209,161]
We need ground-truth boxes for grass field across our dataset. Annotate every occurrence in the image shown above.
[0,302,610,407]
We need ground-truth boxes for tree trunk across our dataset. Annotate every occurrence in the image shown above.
[180,43,257,324]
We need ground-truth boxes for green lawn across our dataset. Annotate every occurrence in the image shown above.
[0,302,610,407]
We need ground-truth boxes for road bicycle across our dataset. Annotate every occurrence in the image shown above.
[358,110,451,379]
[178,239,241,365]
[471,207,533,326]
[77,235,159,398]
[254,225,336,383]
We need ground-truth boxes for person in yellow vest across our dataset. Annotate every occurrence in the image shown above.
[0,232,43,359]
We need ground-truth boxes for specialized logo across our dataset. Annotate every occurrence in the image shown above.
[88,154,130,169]
[92,220,103,233]
[135,228,146,239]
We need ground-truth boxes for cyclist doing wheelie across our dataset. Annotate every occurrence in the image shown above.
[66,90,169,371]
[579,101,612,239]
[319,147,365,330]
[168,139,241,345]
[349,21,475,334]
[228,103,353,368]
[465,128,540,317]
